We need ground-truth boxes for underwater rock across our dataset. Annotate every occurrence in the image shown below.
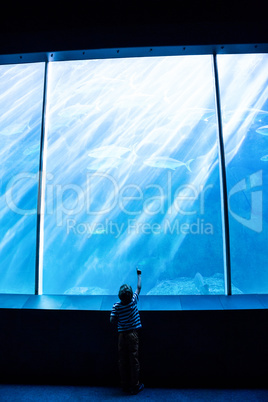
[147,275,243,295]
[64,286,109,295]
[147,278,200,295]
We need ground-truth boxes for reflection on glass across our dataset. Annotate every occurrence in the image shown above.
[218,54,268,294]
[43,55,225,295]
[0,63,45,293]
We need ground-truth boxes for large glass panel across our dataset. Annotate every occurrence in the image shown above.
[43,56,225,295]
[0,63,45,293]
[218,54,268,293]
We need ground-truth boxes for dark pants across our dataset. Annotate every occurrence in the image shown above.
[118,330,140,391]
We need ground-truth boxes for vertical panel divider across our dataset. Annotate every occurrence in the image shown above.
[35,61,49,295]
[212,53,232,295]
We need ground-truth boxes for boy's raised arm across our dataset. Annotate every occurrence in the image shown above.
[136,267,142,295]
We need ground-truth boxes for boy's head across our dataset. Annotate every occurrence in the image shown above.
[118,284,133,305]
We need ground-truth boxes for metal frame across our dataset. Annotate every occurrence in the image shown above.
[212,53,232,296]
[35,62,49,295]
[0,43,268,65]
[1,43,267,296]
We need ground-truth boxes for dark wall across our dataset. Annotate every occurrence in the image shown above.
[1,1,268,55]
[0,308,267,388]
[0,1,267,390]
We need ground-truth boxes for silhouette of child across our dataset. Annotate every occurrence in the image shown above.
[110,267,144,395]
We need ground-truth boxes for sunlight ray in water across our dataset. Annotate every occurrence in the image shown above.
[0,63,45,293]
[43,55,226,295]
[1,53,267,296]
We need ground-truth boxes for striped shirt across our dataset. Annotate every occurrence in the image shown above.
[111,292,142,332]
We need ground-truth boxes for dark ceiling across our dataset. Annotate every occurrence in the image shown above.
[1,1,267,54]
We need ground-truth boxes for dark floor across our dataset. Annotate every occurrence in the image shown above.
[0,385,267,402]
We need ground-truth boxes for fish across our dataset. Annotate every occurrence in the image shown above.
[202,111,215,122]
[87,158,123,171]
[91,228,107,235]
[249,109,268,125]
[58,104,92,119]
[0,122,30,136]
[88,145,136,159]
[256,125,268,135]
[138,256,159,267]
[23,143,40,156]
[143,156,194,172]
[260,155,268,162]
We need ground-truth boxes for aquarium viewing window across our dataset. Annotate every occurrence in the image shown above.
[0,47,267,300]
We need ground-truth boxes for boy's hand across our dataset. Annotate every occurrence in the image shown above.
[136,266,142,295]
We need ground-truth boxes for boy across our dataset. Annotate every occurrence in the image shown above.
[110,267,144,395]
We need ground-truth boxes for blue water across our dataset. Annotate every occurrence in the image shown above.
[218,54,268,293]
[0,54,267,295]
[0,63,45,293]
